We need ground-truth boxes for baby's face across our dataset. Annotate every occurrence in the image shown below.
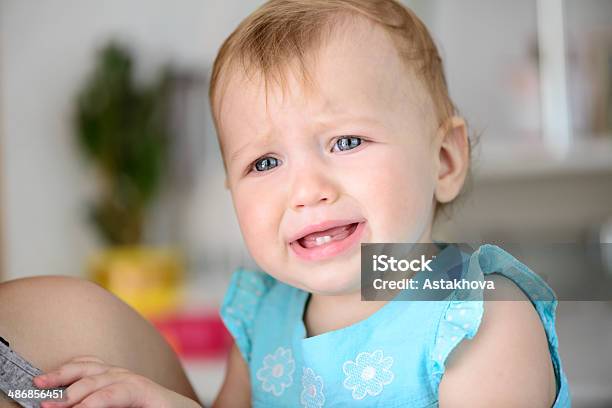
[218,22,440,295]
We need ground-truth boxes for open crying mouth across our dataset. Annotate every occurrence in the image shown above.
[297,223,359,248]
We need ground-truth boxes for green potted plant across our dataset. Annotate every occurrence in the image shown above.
[75,42,182,317]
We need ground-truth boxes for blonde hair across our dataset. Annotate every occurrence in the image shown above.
[209,0,457,134]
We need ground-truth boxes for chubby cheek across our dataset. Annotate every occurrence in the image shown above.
[355,147,435,242]
[233,185,286,273]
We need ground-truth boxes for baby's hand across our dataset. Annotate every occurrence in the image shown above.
[33,356,201,408]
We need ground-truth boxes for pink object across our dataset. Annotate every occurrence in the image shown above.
[152,311,232,361]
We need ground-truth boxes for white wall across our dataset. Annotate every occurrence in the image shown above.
[0,0,266,280]
[434,0,540,137]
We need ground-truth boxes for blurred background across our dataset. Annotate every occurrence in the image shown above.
[0,0,611,406]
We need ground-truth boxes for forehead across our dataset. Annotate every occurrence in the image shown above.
[216,17,432,155]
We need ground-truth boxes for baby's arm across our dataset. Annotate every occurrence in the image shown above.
[212,343,251,407]
[438,274,557,407]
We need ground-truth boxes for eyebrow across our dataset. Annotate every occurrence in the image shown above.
[228,129,275,164]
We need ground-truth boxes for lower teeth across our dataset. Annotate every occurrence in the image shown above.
[315,236,332,245]
[299,223,359,248]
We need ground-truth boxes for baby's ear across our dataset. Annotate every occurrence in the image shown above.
[434,116,469,203]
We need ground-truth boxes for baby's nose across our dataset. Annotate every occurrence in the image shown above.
[289,170,339,210]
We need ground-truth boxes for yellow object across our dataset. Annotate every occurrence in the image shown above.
[89,246,184,318]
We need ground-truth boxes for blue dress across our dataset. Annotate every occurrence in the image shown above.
[220,244,571,407]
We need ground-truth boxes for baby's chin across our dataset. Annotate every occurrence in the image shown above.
[273,263,362,296]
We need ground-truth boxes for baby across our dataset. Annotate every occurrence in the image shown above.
[208,0,570,407]
[22,0,569,407]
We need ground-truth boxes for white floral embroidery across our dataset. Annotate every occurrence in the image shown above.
[301,367,325,408]
[256,347,295,396]
[342,350,394,400]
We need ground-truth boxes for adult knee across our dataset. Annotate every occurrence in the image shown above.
[1,275,133,368]
[0,275,197,400]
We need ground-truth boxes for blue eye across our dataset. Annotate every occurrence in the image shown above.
[252,156,280,172]
[332,136,362,152]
